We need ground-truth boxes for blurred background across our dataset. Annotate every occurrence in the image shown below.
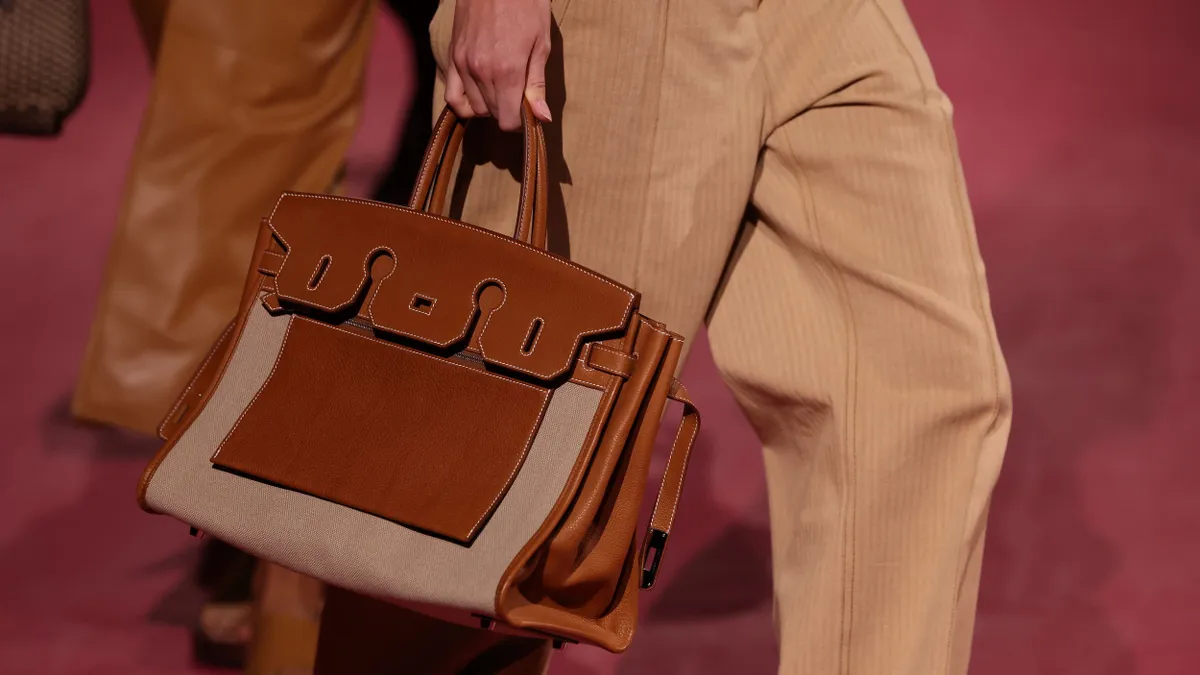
[1,1,1197,673]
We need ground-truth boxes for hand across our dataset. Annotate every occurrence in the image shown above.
[445,0,553,131]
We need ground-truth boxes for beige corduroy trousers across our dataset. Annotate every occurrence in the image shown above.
[321,0,1013,673]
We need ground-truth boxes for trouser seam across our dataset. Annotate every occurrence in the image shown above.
[768,118,861,675]
[870,1,1008,671]
[629,0,673,293]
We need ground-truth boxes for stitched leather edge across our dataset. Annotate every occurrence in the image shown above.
[157,321,236,441]
[266,192,639,381]
[137,242,277,512]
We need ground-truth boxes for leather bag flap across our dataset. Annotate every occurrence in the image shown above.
[267,193,638,382]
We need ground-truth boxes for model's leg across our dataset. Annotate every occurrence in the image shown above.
[243,563,325,675]
[707,1,1012,673]
[416,0,1008,672]
[73,0,374,434]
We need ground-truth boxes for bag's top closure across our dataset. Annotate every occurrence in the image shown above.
[266,105,638,383]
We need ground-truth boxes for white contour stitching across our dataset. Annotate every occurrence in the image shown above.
[158,321,236,439]
[521,317,546,356]
[467,387,553,538]
[307,255,332,290]
[409,112,456,210]
[297,315,547,394]
[636,323,683,531]
[409,294,437,314]
[266,193,636,379]
[210,316,296,461]
[370,276,505,350]
[656,403,696,532]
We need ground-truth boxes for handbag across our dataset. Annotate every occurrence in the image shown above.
[138,104,702,652]
[0,0,90,135]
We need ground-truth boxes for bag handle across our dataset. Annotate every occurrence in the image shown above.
[640,379,702,589]
[408,102,549,250]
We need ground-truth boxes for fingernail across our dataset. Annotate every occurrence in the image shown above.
[534,100,553,122]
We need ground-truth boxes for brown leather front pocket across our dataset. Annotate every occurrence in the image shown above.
[212,316,551,544]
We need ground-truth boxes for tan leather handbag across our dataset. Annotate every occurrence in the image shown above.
[138,105,701,652]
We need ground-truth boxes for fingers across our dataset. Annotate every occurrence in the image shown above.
[492,57,528,131]
[460,74,491,118]
[444,65,475,119]
[524,34,552,123]
[454,47,524,131]
[444,2,553,131]
[450,48,490,118]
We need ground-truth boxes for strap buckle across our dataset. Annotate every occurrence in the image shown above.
[639,528,669,589]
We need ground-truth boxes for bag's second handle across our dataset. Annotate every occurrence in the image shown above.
[408,102,549,250]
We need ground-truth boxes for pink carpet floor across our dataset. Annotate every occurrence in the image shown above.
[1,1,1197,673]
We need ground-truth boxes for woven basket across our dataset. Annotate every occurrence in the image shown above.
[0,0,90,136]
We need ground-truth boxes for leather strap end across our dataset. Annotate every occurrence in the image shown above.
[641,380,701,589]
[639,528,668,590]
[261,293,285,314]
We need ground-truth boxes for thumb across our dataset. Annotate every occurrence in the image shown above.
[524,36,552,122]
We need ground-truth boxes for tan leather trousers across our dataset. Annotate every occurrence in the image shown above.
[73,0,373,434]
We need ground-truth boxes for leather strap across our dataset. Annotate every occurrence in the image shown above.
[584,344,636,379]
[408,103,549,250]
[258,250,284,276]
[427,122,465,216]
[640,379,701,589]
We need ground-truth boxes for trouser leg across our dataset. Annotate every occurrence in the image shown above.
[408,1,1010,673]
[706,1,1012,672]
[73,0,374,433]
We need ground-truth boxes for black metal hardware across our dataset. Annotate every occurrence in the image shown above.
[640,528,668,589]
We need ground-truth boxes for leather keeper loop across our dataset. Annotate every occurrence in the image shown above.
[584,343,636,378]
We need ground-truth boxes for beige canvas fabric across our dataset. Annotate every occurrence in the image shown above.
[403,0,1014,673]
[145,300,604,615]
